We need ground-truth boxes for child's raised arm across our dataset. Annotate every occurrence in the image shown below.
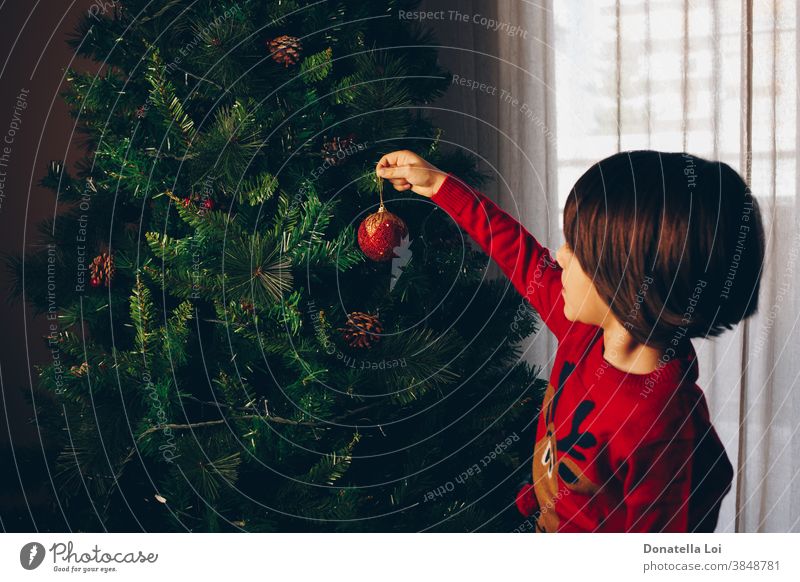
[377,151,572,342]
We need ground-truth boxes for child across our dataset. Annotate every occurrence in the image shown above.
[376,149,765,532]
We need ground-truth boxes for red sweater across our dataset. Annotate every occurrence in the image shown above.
[430,173,734,532]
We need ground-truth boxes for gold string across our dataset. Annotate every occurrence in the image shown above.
[377,169,385,212]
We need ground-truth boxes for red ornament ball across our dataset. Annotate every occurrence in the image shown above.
[357,206,408,262]
[90,276,101,288]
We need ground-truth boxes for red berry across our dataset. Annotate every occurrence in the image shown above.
[90,277,101,288]
[182,198,192,207]
[201,198,214,210]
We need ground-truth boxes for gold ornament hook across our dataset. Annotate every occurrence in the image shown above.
[376,168,385,213]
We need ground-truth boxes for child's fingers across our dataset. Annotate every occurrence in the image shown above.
[376,165,409,180]
[376,152,402,175]
[378,150,412,166]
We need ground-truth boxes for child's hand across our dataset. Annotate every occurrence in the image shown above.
[375,150,448,198]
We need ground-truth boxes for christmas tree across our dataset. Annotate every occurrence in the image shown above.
[7,0,546,532]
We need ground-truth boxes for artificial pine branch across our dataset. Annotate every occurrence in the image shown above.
[12,0,549,532]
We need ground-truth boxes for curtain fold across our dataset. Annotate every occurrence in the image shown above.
[421,0,798,531]
[735,0,798,534]
[420,0,561,379]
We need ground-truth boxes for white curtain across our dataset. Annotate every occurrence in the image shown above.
[418,0,561,409]
[420,0,798,532]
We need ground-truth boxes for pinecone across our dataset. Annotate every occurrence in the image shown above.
[322,133,357,166]
[267,34,302,67]
[89,252,115,288]
[337,311,383,349]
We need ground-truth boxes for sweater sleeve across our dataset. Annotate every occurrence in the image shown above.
[614,436,695,532]
[430,173,572,341]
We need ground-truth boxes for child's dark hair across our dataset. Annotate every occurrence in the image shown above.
[563,150,765,349]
